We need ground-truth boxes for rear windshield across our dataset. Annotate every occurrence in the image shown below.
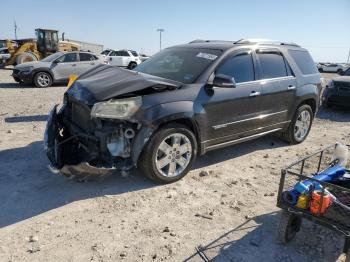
[130,51,139,57]
[134,48,222,83]
[101,50,111,55]
[288,50,318,75]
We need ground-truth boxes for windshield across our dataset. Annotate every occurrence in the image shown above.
[345,68,350,76]
[41,52,64,62]
[134,48,222,83]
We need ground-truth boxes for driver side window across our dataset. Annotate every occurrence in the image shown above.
[56,53,78,63]
[216,53,255,83]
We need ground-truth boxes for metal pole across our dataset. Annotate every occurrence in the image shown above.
[157,29,164,51]
[347,48,350,63]
[14,21,17,40]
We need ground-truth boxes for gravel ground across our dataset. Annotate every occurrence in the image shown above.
[0,69,349,262]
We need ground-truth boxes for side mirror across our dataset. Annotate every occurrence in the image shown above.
[52,60,58,64]
[213,74,236,88]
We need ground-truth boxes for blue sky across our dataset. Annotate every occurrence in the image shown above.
[1,0,349,62]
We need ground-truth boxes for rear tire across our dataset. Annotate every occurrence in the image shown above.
[138,123,197,183]
[280,104,313,144]
[15,52,38,65]
[277,211,302,244]
[127,62,137,70]
[34,72,53,88]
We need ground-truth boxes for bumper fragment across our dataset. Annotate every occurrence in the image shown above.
[60,162,117,179]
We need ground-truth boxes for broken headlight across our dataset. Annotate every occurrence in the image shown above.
[91,96,142,119]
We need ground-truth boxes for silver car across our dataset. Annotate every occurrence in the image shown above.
[12,51,104,87]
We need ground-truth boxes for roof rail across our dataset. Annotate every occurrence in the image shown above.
[189,39,210,44]
[188,39,238,44]
[234,38,300,47]
[188,39,300,47]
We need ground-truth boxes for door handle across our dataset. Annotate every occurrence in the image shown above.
[249,91,261,97]
[72,64,77,66]
[90,62,95,65]
[288,85,296,90]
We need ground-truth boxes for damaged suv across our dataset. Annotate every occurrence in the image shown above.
[45,39,321,183]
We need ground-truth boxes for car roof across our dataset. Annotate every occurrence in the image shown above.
[170,39,305,51]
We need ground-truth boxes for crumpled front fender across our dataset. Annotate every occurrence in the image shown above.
[44,105,62,168]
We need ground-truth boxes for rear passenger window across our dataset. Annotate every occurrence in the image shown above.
[79,53,94,61]
[257,52,288,79]
[56,53,78,63]
[120,51,130,56]
[288,50,318,75]
[216,53,255,83]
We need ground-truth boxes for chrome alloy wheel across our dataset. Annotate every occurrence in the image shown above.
[37,73,50,87]
[155,133,192,177]
[294,110,311,142]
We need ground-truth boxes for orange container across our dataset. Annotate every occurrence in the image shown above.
[310,190,332,215]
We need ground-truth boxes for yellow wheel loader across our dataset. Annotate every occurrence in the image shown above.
[0,28,79,67]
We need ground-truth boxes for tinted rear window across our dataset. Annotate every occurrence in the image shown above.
[288,50,318,75]
[79,53,94,61]
[257,52,288,79]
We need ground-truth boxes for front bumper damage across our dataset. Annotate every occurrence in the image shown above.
[44,103,152,180]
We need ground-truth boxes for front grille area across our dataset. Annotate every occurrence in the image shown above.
[71,102,92,131]
[65,97,93,132]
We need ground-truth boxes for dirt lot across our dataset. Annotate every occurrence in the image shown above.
[0,69,349,262]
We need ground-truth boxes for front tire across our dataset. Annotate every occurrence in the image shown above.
[34,72,52,88]
[280,104,313,144]
[138,123,198,183]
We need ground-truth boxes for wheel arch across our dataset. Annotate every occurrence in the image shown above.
[33,68,54,82]
[297,98,317,115]
[157,117,201,146]
[127,61,137,69]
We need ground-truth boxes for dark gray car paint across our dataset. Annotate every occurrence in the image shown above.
[323,76,350,107]
[45,41,321,174]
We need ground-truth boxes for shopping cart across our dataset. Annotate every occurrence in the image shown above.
[277,143,350,259]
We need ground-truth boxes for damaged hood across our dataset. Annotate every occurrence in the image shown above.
[67,64,182,103]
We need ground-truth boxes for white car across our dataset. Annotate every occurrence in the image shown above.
[319,63,348,74]
[100,49,115,58]
[105,50,141,69]
[0,47,11,66]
